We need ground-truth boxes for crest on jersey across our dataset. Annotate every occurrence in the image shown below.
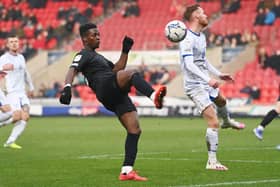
[74,55,82,62]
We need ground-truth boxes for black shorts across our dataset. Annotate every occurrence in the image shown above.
[94,74,136,117]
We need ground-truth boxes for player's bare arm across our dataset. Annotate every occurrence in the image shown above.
[59,67,77,105]
[112,53,128,72]
[65,67,78,85]
[112,36,134,72]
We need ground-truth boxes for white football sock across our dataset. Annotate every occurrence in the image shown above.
[150,91,155,101]
[257,125,264,131]
[121,166,133,174]
[217,105,230,122]
[0,111,13,122]
[0,117,13,127]
[6,120,27,145]
[206,128,218,162]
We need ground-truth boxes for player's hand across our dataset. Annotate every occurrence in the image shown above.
[208,78,220,88]
[28,91,34,98]
[219,74,234,83]
[122,36,134,54]
[59,85,72,105]
[2,63,14,71]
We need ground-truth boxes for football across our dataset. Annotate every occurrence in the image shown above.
[164,20,187,43]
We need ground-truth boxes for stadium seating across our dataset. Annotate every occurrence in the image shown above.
[70,0,221,51]
[220,58,280,104]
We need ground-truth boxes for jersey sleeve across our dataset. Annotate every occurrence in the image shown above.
[179,32,211,82]
[70,51,88,72]
[179,33,194,58]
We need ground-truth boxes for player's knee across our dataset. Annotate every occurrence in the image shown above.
[131,71,141,78]
[12,110,22,121]
[21,111,30,121]
[215,98,226,107]
[208,119,219,128]
[127,126,142,134]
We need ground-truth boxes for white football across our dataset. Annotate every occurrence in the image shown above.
[165,20,187,43]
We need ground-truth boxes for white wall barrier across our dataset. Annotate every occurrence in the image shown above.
[30,97,274,117]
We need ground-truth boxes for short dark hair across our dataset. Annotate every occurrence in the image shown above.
[7,34,18,38]
[79,23,97,37]
[183,4,200,21]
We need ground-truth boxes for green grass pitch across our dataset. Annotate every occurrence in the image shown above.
[0,117,280,187]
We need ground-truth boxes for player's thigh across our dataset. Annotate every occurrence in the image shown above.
[6,93,22,110]
[202,105,219,128]
[0,90,7,107]
[6,93,30,112]
[186,86,213,114]
[116,69,137,89]
[118,111,141,134]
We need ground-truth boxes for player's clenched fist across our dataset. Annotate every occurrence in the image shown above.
[122,36,134,54]
[59,85,72,105]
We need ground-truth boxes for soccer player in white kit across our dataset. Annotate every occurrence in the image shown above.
[0,35,34,149]
[0,66,24,138]
[179,4,245,170]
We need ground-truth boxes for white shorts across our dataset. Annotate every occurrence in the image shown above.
[6,92,30,110]
[186,84,219,114]
[0,90,7,106]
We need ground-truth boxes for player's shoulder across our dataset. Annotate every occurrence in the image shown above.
[0,52,9,62]
[18,53,25,60]
[183,30,195,41]
[180,30,194,47]
[73,49,94,63]
[0,52,8,58]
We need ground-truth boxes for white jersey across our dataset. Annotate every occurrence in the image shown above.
[179,29,221,89]
[0,52,34,94]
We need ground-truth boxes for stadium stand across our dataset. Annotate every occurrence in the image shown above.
[216,0,280,104]
[1,0,279,105]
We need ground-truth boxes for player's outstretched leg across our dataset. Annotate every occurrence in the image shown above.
[3,142,22,149]
[253,109,278,140]
[129,72,166,109]
[218,106,245,130]
[253,127,264,140]
[221,118,245,130]
[153,86,166,109]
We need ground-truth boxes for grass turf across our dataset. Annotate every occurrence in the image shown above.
[0,117,279,187]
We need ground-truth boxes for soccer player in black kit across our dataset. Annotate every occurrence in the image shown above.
[253,95,280,141]
[59,23,166,181]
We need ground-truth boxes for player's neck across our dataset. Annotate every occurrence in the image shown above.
[8,50,18,56]
[189,23,203,33]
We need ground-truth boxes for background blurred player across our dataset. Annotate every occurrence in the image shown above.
[0,35,34,149]
[59,23,166,181]
[0,65,25,144]
[179,4,245,171]
[253,95,280,140]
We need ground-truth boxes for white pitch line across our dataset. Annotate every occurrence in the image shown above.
[169,179,280,187]
[78,155,280,164]
[78,146,277,159]
[191,146,276,153]
[78,151,172,159]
